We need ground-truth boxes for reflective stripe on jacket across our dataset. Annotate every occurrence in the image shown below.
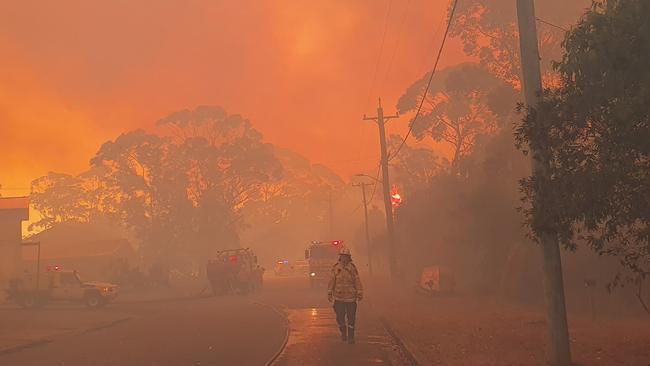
[328,261,363,302]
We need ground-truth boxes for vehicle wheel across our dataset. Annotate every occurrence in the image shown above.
[85,293,105,308]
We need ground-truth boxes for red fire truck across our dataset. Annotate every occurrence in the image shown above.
[304,240,342,288]
[206,248,261,295]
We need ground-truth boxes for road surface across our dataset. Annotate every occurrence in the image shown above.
[0,275,407,366]
[0,296,286,366]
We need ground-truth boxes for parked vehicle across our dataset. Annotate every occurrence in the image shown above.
[274,259,308,277]
[5,266,119,308]
[206,248,260,295]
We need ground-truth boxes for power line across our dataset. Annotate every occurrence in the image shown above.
[367,163,382,204]
[381,0,412,89]
[388,0,459,161]
[536,17,569,32]
[347,162,381,217]
[348,202,364,216]
[316,156,378,165]
[364,0,394,110]
[418,1,450,76]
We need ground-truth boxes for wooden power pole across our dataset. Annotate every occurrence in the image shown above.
[353,182,373,276]
[328,186,334,236]
[364,98,399,279]
[516,0,572,364]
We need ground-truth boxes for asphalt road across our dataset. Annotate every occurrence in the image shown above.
[0,275,407,366]
[0,295,287,366]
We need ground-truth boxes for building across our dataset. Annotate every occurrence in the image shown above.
[23,221,137,280]
[0,196,29,283]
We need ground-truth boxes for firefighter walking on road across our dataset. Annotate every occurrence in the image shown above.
[327,247,363,344]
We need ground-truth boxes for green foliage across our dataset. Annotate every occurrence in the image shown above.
[239,147,347,260]
[388,134,447,195]
[396,127,532,294]
[397,63,514,169]
[30,172,94,231]
[31,106,282,263]
[449,0,590,84]
[515,0,650,281]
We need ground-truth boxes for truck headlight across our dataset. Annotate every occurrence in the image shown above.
[310,272,316,277]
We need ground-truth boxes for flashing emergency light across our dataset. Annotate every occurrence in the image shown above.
[391,185,403,208]
[312,240,344,246]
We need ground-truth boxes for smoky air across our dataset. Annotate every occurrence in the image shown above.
[0,0,648,365]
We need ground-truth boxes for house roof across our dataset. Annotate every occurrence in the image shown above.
[24,221,135,260]
[0,196,30,210]
[28,220,125,243]
[22,239,134,260]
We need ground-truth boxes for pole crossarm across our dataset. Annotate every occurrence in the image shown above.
[354,173,382,184]
[363,114,399,123]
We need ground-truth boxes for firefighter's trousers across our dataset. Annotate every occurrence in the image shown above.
[333,300,357,331]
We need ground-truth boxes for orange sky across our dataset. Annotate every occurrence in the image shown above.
[0,0,470,195]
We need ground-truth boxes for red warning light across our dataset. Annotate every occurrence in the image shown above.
[331,240,342,246]
[391,185,403,208]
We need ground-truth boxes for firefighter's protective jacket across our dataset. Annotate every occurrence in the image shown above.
[328,261,363,302]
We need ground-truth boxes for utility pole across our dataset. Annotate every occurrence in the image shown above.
[328,187,334,236]
[364,98,399,279]
[516,1,572,365]
[353,182,373,276]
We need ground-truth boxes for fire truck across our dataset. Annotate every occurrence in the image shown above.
[5,266,119,308]
[206,248,262,295]
[304,240,342,288]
